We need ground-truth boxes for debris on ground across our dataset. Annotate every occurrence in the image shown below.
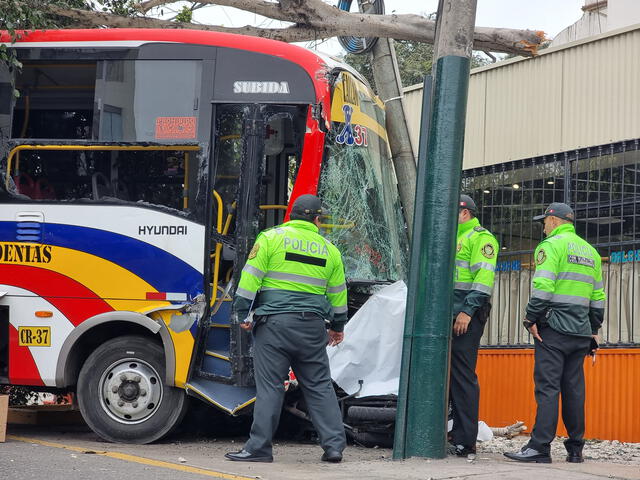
[489,421,527,438]
[479,435,640,465]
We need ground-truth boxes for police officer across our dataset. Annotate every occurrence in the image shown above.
[504,203,605,464]
[449,194,499,457]
[225,194,347,464]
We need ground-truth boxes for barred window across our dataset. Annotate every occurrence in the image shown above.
[463,140,640,347]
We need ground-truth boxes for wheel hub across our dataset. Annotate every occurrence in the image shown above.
[99,358,163,424]
[119,381,139,401]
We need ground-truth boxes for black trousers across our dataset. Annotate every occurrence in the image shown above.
[244,312,346,457]
[449,309,488,449]
[526,327,591,455]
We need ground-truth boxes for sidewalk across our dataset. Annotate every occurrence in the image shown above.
[219,450,640,480]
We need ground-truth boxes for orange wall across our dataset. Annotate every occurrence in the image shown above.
[477,348,640,443]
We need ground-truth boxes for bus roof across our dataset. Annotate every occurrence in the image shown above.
[5,28,321,59]
[2,28,333,98]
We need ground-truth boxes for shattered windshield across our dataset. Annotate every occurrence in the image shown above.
[318,72,408,282]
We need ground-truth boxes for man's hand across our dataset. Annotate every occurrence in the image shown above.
[453,312,471,336]
[240,321,253,331]
[327,329,344,346]
[527,322,543,342]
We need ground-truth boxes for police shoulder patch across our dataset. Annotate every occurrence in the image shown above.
[481,243,495,259]
[248,243,260,260]
[456,242,463,253]
[473,226,486,232]
[536,249,547,265]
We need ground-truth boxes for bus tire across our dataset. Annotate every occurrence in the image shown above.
[347,406,397,422]
[347,430,394,448]
[77,335,188,444]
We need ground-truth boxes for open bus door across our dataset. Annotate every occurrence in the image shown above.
[185,103,307,414]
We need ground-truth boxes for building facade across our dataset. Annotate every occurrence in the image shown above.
[403,23,640,442]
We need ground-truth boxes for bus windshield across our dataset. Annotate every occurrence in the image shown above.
[319,71,408,282]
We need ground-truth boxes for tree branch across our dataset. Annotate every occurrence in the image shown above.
[137,0,292,22]
[48,2,545,56]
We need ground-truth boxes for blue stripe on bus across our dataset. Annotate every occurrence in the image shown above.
[0,221,203,298]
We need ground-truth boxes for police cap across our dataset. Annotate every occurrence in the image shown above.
[290,194,325,220]
[459,194,477,213]
[533,202,575,222]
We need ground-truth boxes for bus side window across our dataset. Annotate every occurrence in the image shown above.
[258,107,305,230]
[14,173,37,198]
[12,61,96,140]
[113,150,186,210]
[7,149,190,211]
[0,62,13,142]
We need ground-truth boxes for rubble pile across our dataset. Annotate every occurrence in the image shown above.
[478,436,640,465]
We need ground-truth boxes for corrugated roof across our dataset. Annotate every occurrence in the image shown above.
[403,23,640,168]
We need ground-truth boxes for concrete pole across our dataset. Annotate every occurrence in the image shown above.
[369,38,417,238]
[393,0,478,459]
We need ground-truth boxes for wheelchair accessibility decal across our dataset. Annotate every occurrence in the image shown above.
[336,105,369,147]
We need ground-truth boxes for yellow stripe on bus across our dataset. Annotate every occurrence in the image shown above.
[0,242,170,312]
[151,310,195,388]
[331,76,388,144]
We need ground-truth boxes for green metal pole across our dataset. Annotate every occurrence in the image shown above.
[393,75,432,459]
[393,0,477,459]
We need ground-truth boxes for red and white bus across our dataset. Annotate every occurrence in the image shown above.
[0,29,407,443]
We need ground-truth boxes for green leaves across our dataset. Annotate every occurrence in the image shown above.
[175,5,193,24]
[100,0,138,17]
[344,40,491,91]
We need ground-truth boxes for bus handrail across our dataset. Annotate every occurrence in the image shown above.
[5,144,200,190]
[212,190,224,234]
[259,205,287,210]
[210,190,225,306]
[211,203,286,306]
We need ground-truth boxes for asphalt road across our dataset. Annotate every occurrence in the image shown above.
[1,436,240,480]
[2,416,640,480]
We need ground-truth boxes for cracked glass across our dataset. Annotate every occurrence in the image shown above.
[318,72,408,282]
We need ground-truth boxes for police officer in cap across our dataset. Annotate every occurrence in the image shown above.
[449,194,499,457]
[225,194,348,464]
[505,203,605,464]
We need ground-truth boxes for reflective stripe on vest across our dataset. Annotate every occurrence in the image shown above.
[265,271,328,288]
[470,261,495,273]
[455,281,493,294]
[243,264,266,279]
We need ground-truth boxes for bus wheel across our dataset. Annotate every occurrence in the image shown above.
[77,335,188,444]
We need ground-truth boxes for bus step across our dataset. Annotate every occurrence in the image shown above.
[205,349,230,360]
[210,301,232,325]
[202,349,231,377]
[205,326,230,352]
[185,378,255,415]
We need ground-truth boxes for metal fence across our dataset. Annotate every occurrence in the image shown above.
[462,139,640,347]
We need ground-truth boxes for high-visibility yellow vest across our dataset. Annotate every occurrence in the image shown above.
[234,219,348,331]
[453,217,499,316]
[526,223,605,337]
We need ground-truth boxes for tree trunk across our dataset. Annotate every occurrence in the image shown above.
[370,38,417,239]
[45,0,545,57]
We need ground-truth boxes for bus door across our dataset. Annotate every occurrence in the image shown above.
[187,103,307,408]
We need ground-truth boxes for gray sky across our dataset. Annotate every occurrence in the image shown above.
[179,0,587,55]
[386,0,585,36]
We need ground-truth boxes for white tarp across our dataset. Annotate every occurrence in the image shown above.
[328,280,407,397]
[328,280,495,443]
